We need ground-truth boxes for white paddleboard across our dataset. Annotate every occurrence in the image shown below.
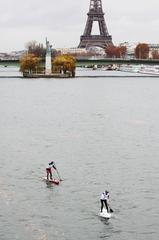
[99,208,111,219]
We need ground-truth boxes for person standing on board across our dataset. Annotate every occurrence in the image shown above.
[100,190,110,212]
[46,161,56,180]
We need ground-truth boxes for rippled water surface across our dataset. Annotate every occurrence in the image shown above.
[0,68,159,240]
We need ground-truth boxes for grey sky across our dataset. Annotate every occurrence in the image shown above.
[0,0,159,52]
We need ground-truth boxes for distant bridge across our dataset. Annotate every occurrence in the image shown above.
[1,58,159,67]
[0,59,19,67]
[76,58,159,67]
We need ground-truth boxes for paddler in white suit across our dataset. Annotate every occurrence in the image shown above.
[100,190,110,212]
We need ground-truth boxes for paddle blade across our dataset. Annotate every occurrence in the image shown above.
[110,208,114,213]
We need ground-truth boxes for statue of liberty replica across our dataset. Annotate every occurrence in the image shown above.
[45,38,52,75]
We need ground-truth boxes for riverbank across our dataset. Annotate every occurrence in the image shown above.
[0,67,159,78]
[1,74,159,78]
[23,72,72,78]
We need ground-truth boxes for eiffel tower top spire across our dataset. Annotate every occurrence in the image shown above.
[78,0,113,49]
[89,0,103,13]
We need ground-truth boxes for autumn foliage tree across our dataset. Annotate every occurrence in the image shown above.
[135,43,149,59]
[151,50,159,59]
[119,46,127,58]
[105,45,115,58]
[105,45,127,58]
[53,54,76,77]
[20,54,42,75]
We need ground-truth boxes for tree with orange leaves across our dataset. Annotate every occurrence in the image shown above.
[20,53,42,75]
[135,43,149,59]
[53,54,76,77]
[151,50,159,59]
[105,45,127,58]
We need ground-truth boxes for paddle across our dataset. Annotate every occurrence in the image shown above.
[56,168,63,181]
[53,163,63,181]
[109,205,114,213]
[109,208,114,213]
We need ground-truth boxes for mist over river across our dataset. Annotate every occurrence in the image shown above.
[0,68,159,240]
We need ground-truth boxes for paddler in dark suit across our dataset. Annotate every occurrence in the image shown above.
[46,161,56,180]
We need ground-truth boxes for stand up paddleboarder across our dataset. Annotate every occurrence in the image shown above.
[46,161,57,180]
[100,190,110,213]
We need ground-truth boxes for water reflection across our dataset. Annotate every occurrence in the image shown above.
[99,218,114,239]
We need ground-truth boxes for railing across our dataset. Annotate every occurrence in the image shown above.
[80,35,112,40]
[1,58,159,68]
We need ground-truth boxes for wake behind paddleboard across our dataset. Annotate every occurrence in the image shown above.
[43,177,60,185]
[99,208,111,219]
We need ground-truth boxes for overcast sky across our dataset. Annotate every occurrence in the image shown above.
[0,0,159,52]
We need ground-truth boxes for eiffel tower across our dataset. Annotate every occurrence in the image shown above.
[78,0,113,49]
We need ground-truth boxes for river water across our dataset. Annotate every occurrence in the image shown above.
[0,68,159,240]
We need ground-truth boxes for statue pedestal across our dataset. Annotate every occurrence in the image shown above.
[45,55,52,75]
